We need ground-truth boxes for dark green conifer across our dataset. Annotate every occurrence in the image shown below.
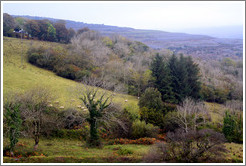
[151,53,175,103]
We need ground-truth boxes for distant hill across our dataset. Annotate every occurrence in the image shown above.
[182,25,243,39]
[12,15,243,60]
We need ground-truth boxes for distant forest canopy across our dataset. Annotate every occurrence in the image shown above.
[3,13,76,43]
[3,13,243,104]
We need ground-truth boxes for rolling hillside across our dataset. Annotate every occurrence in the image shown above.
[12,15,243,60]
[3,37,243,163]
[3,37,138,109]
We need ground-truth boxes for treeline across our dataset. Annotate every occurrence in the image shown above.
[3,13,76,43]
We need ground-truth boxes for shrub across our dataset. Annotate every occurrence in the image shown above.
[138,88,167,127]
[123,104,140,122]
[162,111,179,132]
[138,88,163,110]
[107,105,132,139]
[27,46,59,70]
[140,107,164,127]
[117,147,133,155]
[75,70,91,81]
[28,52,42,65]
[55,64,80,80]
[143,129,226,163]
[200,84,229,104]
[59,108,85,129]
[131,120,159,139]
[163,102,176,112]
[4,103,22,155]
[52,128,89,140]
[222,110,243,143]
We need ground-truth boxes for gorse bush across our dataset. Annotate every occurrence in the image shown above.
[131,120,159,139]
[139,88,166,127]
[139,88,163,110]
[140,107,164,127]
[222,110,243,143]
[123,104,140,122]
[117,147,134,155]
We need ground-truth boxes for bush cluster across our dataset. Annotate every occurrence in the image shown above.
[138,88,177,128]
[27,46,90,81]
[131,120,159,139]
[223,110,243,143]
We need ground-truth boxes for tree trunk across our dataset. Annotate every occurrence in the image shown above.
[33,121,40,150]
[89,118,100,147]
[34,134,39,150]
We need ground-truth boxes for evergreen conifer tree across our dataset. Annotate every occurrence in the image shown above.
[151,54,175,103]
[184,56,201,99]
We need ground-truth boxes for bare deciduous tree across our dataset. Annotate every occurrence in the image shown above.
[17,87,62,150]
[175,98,209,133]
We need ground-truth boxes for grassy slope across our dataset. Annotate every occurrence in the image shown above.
[3,37,138,108]
[3,37,243,163]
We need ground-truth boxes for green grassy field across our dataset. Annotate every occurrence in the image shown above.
[3,138,149,163]
[3,137,243,163]
[3,37,243,163]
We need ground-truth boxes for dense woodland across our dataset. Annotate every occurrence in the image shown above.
[3,13,243,163]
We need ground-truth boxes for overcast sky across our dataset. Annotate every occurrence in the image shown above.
[2,1,245,32]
